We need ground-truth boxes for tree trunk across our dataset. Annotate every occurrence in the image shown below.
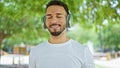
[115,45,119,51]
[0,32,7,56]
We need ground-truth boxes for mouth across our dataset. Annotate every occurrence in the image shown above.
[49,24,61,29]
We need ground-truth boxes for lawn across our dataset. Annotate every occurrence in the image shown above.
[95,64,107,68]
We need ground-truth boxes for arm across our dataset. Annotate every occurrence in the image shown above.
[84,46,95,68]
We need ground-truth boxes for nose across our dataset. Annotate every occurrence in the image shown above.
[50,16,57,24]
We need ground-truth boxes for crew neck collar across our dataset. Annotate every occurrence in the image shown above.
[47,39,72,47]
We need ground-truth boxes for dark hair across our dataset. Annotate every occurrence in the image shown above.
[46,0,69,14]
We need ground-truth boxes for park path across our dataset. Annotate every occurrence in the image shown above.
[94,57,120,68]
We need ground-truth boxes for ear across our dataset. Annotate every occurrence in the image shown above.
[42,16,47,29]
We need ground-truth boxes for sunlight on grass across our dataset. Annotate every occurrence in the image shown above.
[95,64,107,68]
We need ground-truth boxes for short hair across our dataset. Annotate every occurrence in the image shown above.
[46,0,69,14]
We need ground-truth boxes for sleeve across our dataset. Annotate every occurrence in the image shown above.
[84,46,95,68]
[29,49,36,68]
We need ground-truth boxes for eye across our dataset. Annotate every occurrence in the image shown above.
[57,15,62,18]
[46,16,52,19]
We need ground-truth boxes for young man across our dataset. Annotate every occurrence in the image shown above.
[29,0,94,68]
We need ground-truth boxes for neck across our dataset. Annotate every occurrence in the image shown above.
[48,30,70,44]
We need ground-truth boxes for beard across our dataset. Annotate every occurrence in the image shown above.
[47,24,66,36]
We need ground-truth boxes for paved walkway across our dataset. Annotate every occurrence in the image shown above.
[0,54,29,65]
[94,57,120,68]
[0,64,28,68]
[1,54,120,68]
[0,54,29,68]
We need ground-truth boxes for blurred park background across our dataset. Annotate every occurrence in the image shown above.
[0,0,120,68]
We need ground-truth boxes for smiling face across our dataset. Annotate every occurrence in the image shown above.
[46,5,67,36]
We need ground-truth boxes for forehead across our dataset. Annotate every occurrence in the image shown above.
[46,5,67,15]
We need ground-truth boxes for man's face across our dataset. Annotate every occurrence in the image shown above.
[46,5,67,36]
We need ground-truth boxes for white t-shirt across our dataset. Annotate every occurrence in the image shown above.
[29,39,94,68]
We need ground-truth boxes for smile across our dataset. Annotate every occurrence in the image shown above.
[49,24,61,29]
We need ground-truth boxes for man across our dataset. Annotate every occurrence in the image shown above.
[29,0,94,68]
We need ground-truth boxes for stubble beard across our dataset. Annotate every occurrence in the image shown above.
[47,24,66,36]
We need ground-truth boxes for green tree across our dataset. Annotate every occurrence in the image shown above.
[0,0,120,49]
[102,24,120,51]
[0,0,49,46]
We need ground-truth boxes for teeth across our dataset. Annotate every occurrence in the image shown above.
[51,25,59,28]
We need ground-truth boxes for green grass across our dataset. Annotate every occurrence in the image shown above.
[95,64,107,68]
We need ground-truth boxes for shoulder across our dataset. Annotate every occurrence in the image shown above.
[29,41,48,59]
[70,39,85,49]
[30,41,47,53]
[70,39,88,52]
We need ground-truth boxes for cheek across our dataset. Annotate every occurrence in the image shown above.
[45,18,66,26]
[46,21,50,27]
[59,20,66,25]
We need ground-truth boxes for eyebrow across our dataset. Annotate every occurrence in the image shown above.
[46,13,63,16]
[46,14,51,16]
[56,13,63,15]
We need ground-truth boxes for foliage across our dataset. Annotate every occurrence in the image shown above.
[102,23,120,51]
[68,24,98,45]
[0,0,120,49]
